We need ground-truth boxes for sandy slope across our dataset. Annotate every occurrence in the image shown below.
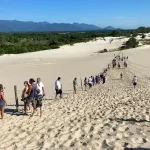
[1,37,150,149]
[0,37,128,105]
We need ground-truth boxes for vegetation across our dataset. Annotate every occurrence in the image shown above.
[0,26,150,55]
[120,37,139,50]
[141,34,146,39]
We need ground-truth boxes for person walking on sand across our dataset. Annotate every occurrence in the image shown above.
[132,76,138,89]
[92,76,95,86]
[55,77,62,99]
[118,63,121,68]
[0,84,7,119]
[21,81,30,113]
[73,78,78,94]
[120,73,123,79]
[84,77,88,91]
[36,78,45,97]
[35,89,43,117]
[28,78,37,116]
[88,77,93,88]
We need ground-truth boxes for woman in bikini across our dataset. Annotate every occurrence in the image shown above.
[0,84,7,119]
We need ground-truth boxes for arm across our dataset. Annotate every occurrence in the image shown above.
[1,92,7,106]
[42,87,45,95]
[28,85,32,97]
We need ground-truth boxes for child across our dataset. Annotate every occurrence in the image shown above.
[35,89,43,117]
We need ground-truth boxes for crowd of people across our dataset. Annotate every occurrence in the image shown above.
[0,53,139,119]
[73,69,108,94]
[21,78,45,117]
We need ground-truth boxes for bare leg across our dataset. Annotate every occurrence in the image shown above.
[60,94,62,99]
[31,103,36,116]
[0,107,4,119]
[55,94,57,99]
[74,88,77,94]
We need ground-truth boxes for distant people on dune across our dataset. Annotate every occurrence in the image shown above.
[88,77,93,88]
[84,77,88,91]
[124,61,127,68]
[55,77,62,99]
[102,72,106,84]
[73,78,78,94]
[132,76,138,88]
[92,76,95,86]
[0,84,7,119]
[118,63,121,68]
[108,64,110,69]
[120,73,123,79]
[95,76,99,84]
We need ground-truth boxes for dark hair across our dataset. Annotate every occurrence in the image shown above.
[37,78,41,81]
[58,77,61,80]
[29,78,35,83]
[24,81,29,85]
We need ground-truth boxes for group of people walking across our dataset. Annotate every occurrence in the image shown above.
[21,78,45,117]
[73,69,108,94]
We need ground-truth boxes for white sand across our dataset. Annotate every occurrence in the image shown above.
[1,37,150,149]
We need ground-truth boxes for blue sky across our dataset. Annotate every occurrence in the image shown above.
[0,0,150,29]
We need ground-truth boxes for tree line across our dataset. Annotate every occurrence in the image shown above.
[0,27,150,55]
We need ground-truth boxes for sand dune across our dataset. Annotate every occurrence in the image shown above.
[1,37,150,149]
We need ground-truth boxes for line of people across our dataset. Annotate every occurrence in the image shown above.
[73,70,108,94]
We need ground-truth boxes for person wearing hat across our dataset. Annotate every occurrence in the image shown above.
[73,78,78,94]
[0,84,7,119]
[55,77,62,99]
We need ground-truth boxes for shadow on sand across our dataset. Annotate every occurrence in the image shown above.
[125,148,150,150]
[121,118,150,123]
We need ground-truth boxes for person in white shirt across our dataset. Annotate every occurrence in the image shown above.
[36,78,45,96]
[88,77,93,88]
[55,77,62,99]
[132,76,137,88]
[73,78,78,94]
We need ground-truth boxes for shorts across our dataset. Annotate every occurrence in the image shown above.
[133,83,137,86]
[36,103,42,108]
[74,86,77,90]
[0,100,5,107]
[25,97,36,105]
[89,83,92,87]
[56,89,62,94]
